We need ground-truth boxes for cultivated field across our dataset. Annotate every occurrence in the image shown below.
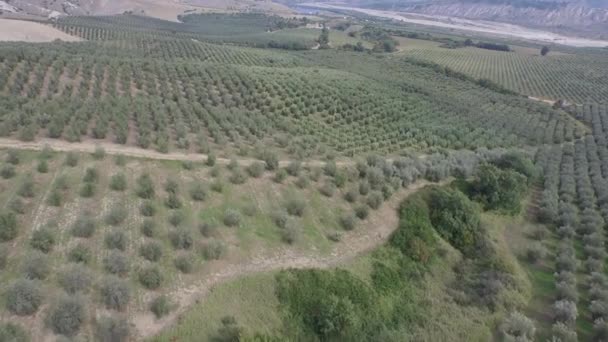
[0,19,82,42]
[1,9,608,342]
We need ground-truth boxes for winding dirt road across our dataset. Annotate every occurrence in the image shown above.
[134,179,442,339]
[0,137,351,167]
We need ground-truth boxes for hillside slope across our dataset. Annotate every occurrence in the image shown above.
[0,0,292,21]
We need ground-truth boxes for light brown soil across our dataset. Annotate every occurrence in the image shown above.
[0,19,82,42]
[133,179,441,338]
[0,137,354,167]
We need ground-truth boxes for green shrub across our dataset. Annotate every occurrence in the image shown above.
[281,224,298,245]
[295,175,309,188]
[213,316,243,342]
[354,205,369,220]
[206,153,216,166]
[83,167,99,183]
[263,151,279,170]
[247,162,265,178]
[199,222,216,238]
[0,211,18,241]
[182,160,194,170]
[493,152,537,182]
[274,169,287,183]
[429,187,481,255]
[58,264,92,294]
[0,244,7,269]
[22,252,50,280]
[165,193,182,209]
[201,239,226,260]
[141,219,156,238]
[164,178,179,194]
[359,181,370,195]
[319,182,336,197]
[139,266,163,289]
[334,171,347,188]
[46,188,62,206]
[71,214,96,238]
[79,182,95,198]
[65,152,78,167]
[140,241,163,262]
[229,168,247,184]
[36,160,48,173]
[286,161,301,176]
[211,180,224,193]
[95,315,129,342]
[99,277,131,310]
[110,173,127,191]
[0,322,29,342]
[344,189,358,203]
[30,228,55,253]
[114,154,126,166]
[93,145,106,160]
[190,183,207,201]
[324,161,337,176]
[366,191,383,209]
[140,201,156,217]
[471,163,527,214]
[174,254,194,273]
[8,197,25,214]
[103,251,130,276]
[136,174,155,199]
[340,214,357,231]
[45,295,86,336]
[272,210,289,229]
[168,210,185,227]
[223,209,241,227]
[105,205,128,226]
[285,198,306,217]
[6,150,20,165]
[104,230,127,251]
[1,165,15,179]
[169,229,193,250]
[6,279,43,316]
[17,177,35,198]
[327,231,342,242]
[150,295,172,319]
[274,269,378,340]
[390,197,436,263]
[68,243,92,264]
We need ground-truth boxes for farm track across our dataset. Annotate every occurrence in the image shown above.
[0,138,354,167]
[134,179,444,339]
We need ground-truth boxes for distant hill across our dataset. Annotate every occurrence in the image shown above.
[280,0,608,38]
[0,0,292,21]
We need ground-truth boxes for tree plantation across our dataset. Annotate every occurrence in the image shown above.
[0,8,606,342]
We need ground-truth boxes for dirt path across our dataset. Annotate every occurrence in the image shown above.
[0,138,353,167]
[134,179,441,339]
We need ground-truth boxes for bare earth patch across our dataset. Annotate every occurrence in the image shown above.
[0,19,82,42]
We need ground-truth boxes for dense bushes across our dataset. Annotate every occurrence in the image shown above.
[6,279,43,315]
[0,323,28,342]
[470,163,527,213]
[30,227,55,253]
[390,197,436,263]
[0,211,18,241]
[58,264,92,294]
[99,277,131,310]
[95,316,129,342]
[275,269,379,340]
[46,296,86,336]
[428,187,481,254]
